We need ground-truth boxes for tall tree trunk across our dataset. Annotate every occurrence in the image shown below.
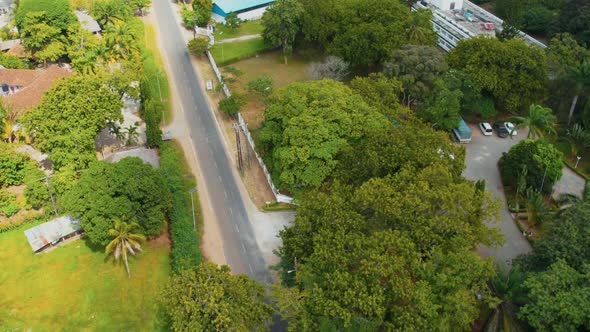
[283,42,288,65]
[123,249,131,278]
[568,94,579,126]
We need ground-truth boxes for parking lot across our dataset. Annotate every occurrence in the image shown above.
[462,123,532,266]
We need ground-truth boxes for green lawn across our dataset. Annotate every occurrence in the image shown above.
[0,222,170,331]
[211,37,274,66]
[214,20,264,41]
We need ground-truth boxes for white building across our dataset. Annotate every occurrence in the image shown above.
[414,0,545,52]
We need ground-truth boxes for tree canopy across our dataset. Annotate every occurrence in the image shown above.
[161,262,273,331]
[22,74,123,170]
[15,0,77,33]
[62,158,171,247]
[447,37,547,112]
[261,0,304,65]
[257,79,386,193]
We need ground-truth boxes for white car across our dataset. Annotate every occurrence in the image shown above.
[479,122,493,136]
[505,122,517,136]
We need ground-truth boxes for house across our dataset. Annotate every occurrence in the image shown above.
[452,118,472,143]
[75,10,101,34]
[24,215,84,253]
[212,0,275,22]
[0,65,72,114]
[414,0,545,52]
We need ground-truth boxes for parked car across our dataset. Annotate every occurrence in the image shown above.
[453,118,472,143]
[505,122,517,136]
[479,122,493,136]
[493,122,510,138]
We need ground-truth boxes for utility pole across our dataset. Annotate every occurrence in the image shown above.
[233,123,244,175]
[44,176,58,217]
[188,187,198,231]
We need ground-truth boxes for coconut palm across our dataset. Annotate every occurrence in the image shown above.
[1,104,18,143]
[561,123,590,158]
[125,124,139,146]
[105,219,145,278]
[565,61,590,126]
[511,104,557,139]
[556,181,590,210]
[525,188,551,225]
[486,265,527,332]
[108,122,125,142]
[104,23,138,63]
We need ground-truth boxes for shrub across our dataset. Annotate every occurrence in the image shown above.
[0,144,35,187]
[218,94,244,117]
[23,167,50,210]
[224,12,242,30]
[188,37,210,56]
[499,139,564,193]
[308,55,350,81]
[466,96,496,119]
[0,190,19,217]
[139,48,164,148]
[159,142,202,273]
[247,75,274,97]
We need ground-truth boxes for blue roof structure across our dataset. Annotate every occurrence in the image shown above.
[213,0,274,17]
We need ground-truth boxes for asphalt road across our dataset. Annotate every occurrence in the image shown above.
[152,0,271,284]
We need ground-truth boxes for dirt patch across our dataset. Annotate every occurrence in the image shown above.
[149,226,171,249]
[240,99,266,130]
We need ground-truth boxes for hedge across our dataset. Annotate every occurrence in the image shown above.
[159,141,202,274]
[0,211,44,234]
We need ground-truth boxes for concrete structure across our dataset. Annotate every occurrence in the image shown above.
[75,11,101,34]
[212,0,274,22]
[24,215,83,253]
[415,0,545,52]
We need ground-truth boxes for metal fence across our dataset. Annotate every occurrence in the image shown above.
[205,51,294,204]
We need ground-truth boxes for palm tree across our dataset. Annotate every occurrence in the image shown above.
[525,188,551,225]
[1,103,18,143]
[562,123,590,158]
[125,124,139,146]
[104,23,137,63]
[565,61,590,126]
[511,104,557,139]
[105,219,146,278]
[556,181,590,210]
[486,265,527,332]
[108,122,125,143]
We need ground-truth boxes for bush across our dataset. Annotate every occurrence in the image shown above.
[0,190,19,217]
[499,139,564,193]
[188,37,210,56]
[224,12,242,30]
[159,141,202,273]
[520,7,553,35]
[218,94,244,117]
[0,53,30,69]
[23,168,50,210]
[0,144,35,187]
[466,96,496,119]
[247,75,274,98]
[139,48,163,148]
[0,212,44,234]
[308,56,350,81]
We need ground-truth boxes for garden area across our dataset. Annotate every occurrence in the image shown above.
[0,221,170,331]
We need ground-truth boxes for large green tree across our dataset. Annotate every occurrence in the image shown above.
[447,37,547,112]
[299,0,435,66]
[22,75,122,170]
[551,0,590,46]
[19,11,67,62]
[15,0,77,33]
[91,0,131,27]
[511,104,558,138]
[161,262,273,331]
[62,158,171,247]
[257,80,386,193]
[499,139,563,193]
[261,0,304,65]
[418,78,462,130]
[275,164,500,330]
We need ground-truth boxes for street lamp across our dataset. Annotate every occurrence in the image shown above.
[188,187,198,231]
[576,156,582,169]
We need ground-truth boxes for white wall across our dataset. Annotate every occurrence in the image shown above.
[427,0,464,10]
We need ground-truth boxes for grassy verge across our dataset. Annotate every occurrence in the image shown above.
[144,22,172,126]
[214,20,264,40]
[261,202,295,212]
[0,221,170,331]
[159,141,202,273]
[210,37,274,66]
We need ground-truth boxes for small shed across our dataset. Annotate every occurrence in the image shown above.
[452,118,472,143]
[75,11,101,34]
[24,215,83,253]
[212,0,274,20]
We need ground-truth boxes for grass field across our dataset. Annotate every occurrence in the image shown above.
[214,20,264,41]
[210,37,274,66]
[0,222,170,331]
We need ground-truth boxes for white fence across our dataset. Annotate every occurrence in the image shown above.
[205,51,294,204]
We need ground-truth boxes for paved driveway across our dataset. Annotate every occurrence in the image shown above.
[463,125,532,266]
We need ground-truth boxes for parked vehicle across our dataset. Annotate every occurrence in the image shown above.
[453,118,472,143]
[493,122,509,138]
[479,122,493,136]
[505,122,517,136]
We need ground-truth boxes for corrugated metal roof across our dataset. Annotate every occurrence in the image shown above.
[24,215,82,252]
[213,0,274,13]
[455,118,472,138]
[75,11,101,33]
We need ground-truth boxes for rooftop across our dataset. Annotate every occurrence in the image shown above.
[1,65,72,114]
[213,0,274,13]
[75,10,101,33]
[24,215,82,252]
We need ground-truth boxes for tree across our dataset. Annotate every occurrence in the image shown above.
[406,8,438,45]
[104,23,139,63]
[307,55,350,81]
[495,22,519,42]
[19,11,66,61]
[187,37,210,56]
[92,0,131,27]
[520,6,553,34]
[105,219,146,278]
[565,61,590,125]
[261,0,304,65]
[447,37,547,112]
[247,75,274,98]
[62,158,171,247]
[15,0,77,33]
[181,5,199,37]
[551,0,590,46]
[224,12,242,31]
[384,45,448,106]
[487,265,527,332]
[350,73,404,114]
[519,260,590,332]
[191,0,212,27]
[0,144,35,187]
[525,188,551,225]
[218,93,243,117]
[124,124,139,146]
[257,80,386,193]
[499,139,563,193]
[546,33,590,80]
[161,262,273,331]
[418,78,462,130]
[129,0,151,16]
[511,104,558,138]
[22,75,123,170]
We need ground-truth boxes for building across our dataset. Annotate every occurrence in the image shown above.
[414,0,545,52]
[75,10,101,34]
[212,0,274,22]
[24,215,84,253]
[0,65,72,114]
